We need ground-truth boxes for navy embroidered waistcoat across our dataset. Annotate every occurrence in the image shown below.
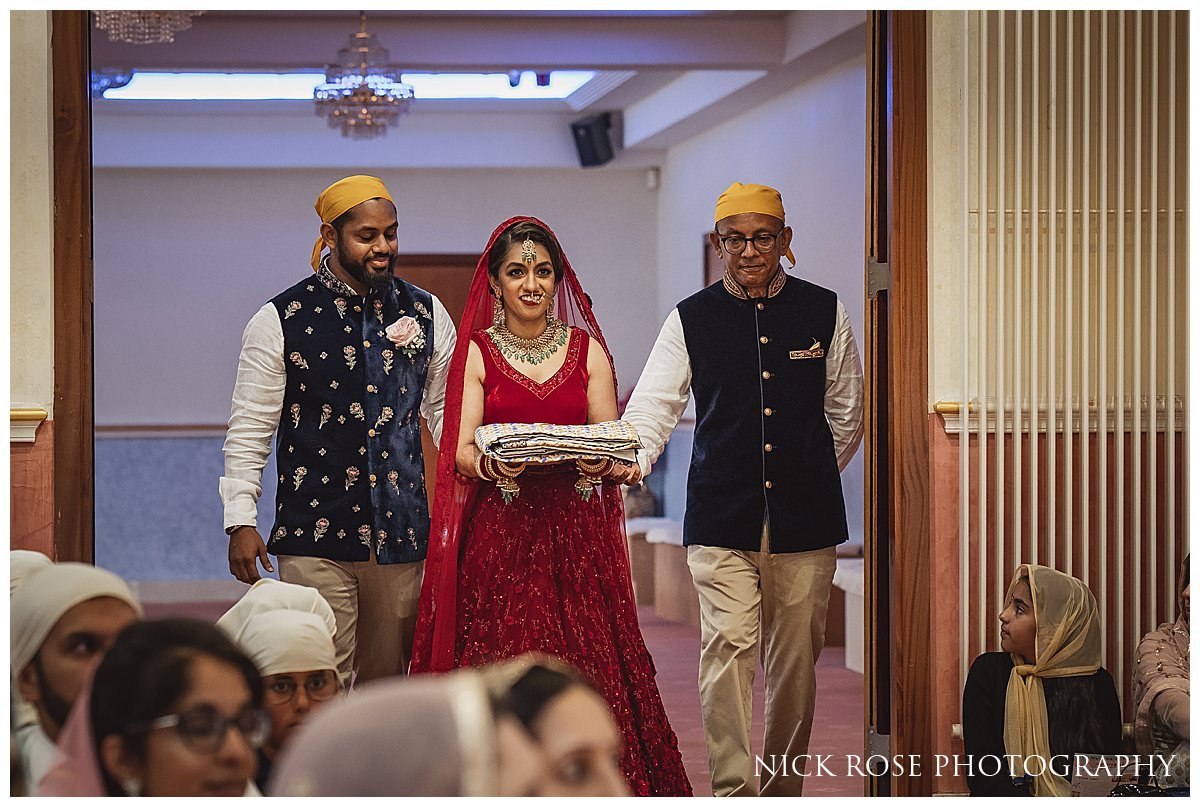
[267,275,434,564]
[676,273,848,553]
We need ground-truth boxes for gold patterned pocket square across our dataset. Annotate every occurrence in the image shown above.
[790,339,825,360]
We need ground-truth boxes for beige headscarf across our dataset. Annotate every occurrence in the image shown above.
[1001,564,1102,797]
[9,563,143,675]
[269,669,498,796]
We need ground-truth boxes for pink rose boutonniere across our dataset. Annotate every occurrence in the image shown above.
[386,316,426,360]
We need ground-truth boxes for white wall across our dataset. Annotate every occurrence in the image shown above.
[651,49,867,536]
[10,10,55,414]
[92,167,659,424]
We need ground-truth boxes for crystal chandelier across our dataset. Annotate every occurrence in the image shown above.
[93,11,204,45]
[314,12,414,140]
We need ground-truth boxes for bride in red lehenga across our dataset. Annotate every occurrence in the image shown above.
[410,217,692,796]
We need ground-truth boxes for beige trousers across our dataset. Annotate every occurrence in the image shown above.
[687,525,836,797]
[277,553,423,685]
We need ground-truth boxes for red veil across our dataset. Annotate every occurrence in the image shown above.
[410,216,629,673]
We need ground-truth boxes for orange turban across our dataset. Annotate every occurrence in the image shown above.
[714,181,795,265]
[310,175,395,271]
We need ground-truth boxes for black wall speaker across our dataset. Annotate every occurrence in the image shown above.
[570,112,614,168]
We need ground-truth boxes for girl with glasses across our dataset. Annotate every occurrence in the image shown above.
[215,577,340,791]
[234,610,340,792]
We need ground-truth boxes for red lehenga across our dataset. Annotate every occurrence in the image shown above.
[410,217,691,797]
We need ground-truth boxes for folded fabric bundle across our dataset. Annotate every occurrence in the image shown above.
[475,420,641,464]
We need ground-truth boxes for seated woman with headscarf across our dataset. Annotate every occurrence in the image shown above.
[269,667,549,796]
[1133,555,1189,780]
[962,564,1123,796]
[216,578,340,791]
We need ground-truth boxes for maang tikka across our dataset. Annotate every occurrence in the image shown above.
[521,237,537,265]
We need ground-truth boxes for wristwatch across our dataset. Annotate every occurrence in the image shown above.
[225,525,252,536]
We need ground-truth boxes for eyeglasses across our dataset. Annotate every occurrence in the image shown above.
[715,230,784,255]
[263,671,340,705]
[129,705,270,754]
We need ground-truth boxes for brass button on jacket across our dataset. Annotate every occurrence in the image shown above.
[764,407,774,416]
[762,371,771,380]
[764,480,773,489]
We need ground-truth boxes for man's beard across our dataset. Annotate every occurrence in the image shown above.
[32,655,74,732]
[337,240,394,291]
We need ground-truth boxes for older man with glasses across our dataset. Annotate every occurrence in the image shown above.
[624,182,864,796]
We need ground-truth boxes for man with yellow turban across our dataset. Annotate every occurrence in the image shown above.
[624,182,864,796]
[220,176,456,684]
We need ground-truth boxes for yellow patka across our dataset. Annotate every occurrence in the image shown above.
[714,181,795,264]
[310,175,394,271]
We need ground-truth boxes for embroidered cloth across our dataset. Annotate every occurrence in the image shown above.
[475,420,641,464]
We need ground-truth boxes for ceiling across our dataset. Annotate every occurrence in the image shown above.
[89,10,867,170]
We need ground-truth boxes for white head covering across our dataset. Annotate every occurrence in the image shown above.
[9,563,142,675]
[10,551,54,734]
[238,610,336,677]
[269,669,498,796]
[215,578,337,645]
[10,550,53,597]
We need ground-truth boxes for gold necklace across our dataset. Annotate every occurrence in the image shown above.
[488,319,568,365]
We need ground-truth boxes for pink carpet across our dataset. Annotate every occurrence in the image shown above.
[636,606,865,797]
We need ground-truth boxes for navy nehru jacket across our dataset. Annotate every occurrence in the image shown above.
[268,274,434,565]
[676,273,849,553]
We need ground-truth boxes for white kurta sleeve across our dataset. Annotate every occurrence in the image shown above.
[220,304,286,530]
[622,309,693,479]
[825,300,865,471]
[420,295,458,447]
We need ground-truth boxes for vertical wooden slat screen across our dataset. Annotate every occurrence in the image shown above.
[957,10,1188,718]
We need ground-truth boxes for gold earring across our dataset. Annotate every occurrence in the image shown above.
[492,295,504,327]
[546,296,555,323]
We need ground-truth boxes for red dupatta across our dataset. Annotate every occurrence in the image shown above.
[410,216,626,673]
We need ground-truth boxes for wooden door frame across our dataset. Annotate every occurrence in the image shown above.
[865,9,931,796]
[51,10,94,563]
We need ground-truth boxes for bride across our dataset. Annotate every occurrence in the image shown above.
[410,217,691,796]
